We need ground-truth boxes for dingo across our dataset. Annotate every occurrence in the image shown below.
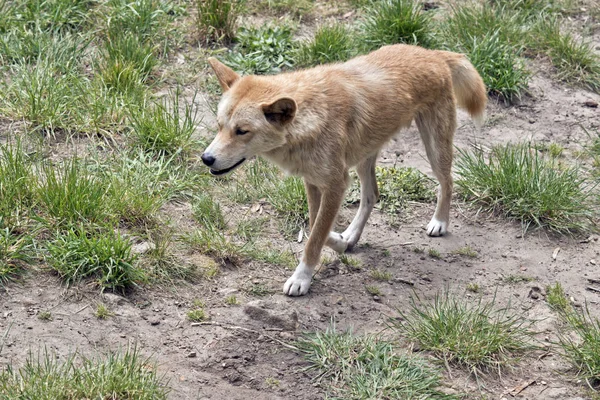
[202,44,486,296]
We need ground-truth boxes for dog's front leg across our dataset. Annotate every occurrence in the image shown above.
[283,187,345,296]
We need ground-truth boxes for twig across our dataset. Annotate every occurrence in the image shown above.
[190,321,300,352]
[587,278,600,285]
[586,286,600,294]
[74,304,90,314]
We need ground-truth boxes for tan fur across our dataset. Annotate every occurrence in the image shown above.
[203,44,487,296]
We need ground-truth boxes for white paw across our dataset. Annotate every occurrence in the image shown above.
[426,218,448,237]
[283,268,312,296]
[326,232,348,254]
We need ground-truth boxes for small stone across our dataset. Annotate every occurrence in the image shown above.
[530,292,540,300]
[529,119,536,124]
[373,295,381,302]
[584,100,598,108]
[149,319,160,326]
[187,352,197,358]
[590,259,597,265]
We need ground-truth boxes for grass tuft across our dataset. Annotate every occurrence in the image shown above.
[46,227,142,292]
[394,292,536,375]
[361,0,435,51]
[0,228,32,284]
[297,24,355,66]
[546,282,570,312]
[0,346,169,398]
[297,326,458,399]
[455,143,597,234]
[196,0,242,43]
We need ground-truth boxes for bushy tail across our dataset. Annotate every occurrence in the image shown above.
[444,53,487,129]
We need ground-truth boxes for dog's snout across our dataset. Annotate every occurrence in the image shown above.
[201,153,216,166]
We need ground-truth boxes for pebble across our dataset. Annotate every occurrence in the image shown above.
[584,100,598,108]
[187,352,197,358]
[149,319,160,326]
[373,295,381,302]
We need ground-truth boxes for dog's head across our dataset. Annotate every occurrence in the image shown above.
[201,58,296,176]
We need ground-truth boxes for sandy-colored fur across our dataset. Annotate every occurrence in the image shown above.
[203,44,487,296]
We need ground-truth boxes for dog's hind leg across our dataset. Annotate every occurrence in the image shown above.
[415,101,456,237]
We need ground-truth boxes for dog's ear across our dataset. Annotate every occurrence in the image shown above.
[262,98,297,126]
[207,57,240,91]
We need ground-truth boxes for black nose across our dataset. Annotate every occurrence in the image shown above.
[201,153,215,166]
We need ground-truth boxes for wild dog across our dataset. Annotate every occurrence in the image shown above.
[202,44,487,296]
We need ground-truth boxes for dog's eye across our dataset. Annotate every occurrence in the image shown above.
[235,128,249,136]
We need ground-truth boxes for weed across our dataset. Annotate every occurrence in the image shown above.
[265,376,280,388]
[370,269,392,281]
[248,0,314,17]
[413,246,425,254]
[235,217,267,241]
[452,246,478,258]
[225,295,239,305]
[246,283,272,297]
[531,16,600,92]
[37,311,52,321]
[129,90,200,155]
[455,143,597,234]
[46,227,142,292]
[202,263,220,279]
[0,140,36,228]
[466,283,480,293]
[428,248,442,259]
[0,346,169,398]
[187,307,207,322]
[251,247,296,268]
[37,158,112,228]
[95,303,113,319]
[546,282,570,312]
[394,292,536,375]
[339,254,361,269]
[557,304,600,388]
[361,0,435,51]
[225,25,296,74]
[193,194,226,230]
[503,275,535,284]
[297,326,458,399]
[0,229,32,283]
[196,0,242,43]
[297,24,355,66]
[187,228,249,265]
[365,285,382,296]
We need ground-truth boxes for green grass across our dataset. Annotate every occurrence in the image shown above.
[0,346,169,398]
[546,282,570,312]
[187,228,250,265]
[37,157,112,228]
[196,0,242,43]
[297,24,355,66]
[557,304,600,388]
[46,227,143,292]
[193,193,226,230]
[187,301,207,321]
[0,229,32,284]
[128,90,200,155]
[225,294,239,305]
[37,311,52,321]
[95,303,113,319]
[531,16,600,92]
[370,269,391,281]
[451,246,478,258]
[394,293,536,376]
[246,283,272,297]
[339,254,361,269]
[247,0,314,17]
[365,285,381,296]
[297,326,458,399]
[428,248,442,259]
[360,0,435,51]
[455,143,597,234]
[0,140,36,229]
[503,274,535,284]
[225,25,296,74]
[466,283,480,293]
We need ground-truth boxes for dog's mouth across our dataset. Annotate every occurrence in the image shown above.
[209,158,246,176]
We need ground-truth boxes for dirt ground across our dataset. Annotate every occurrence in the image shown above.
[1,9,600,400]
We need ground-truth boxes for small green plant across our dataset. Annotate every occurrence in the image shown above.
[297,24,355,66]
[0,140,36,228]
[503,275,535,284]
[95,303,113,319]
[370,269,392,281]
[365,285,382,296]
[0,229,32,284]
[428,248,442,259]
[193,194,226,230]
[247,283,272,297]
[128,90,200,156]
[265,377,280,388]
[452,246,478,258]
[38,311,52,321]
[46,227,142,292]
[394,292,536,375]
[455,143,596,234]
[235,217,267,241]
[297,326,457,399]
[0,346,169,398]
[361,0,435,51]
[557,305,600,388]
[546,282,570,312]
[187,228,250,265]
[466,283,480,293]
[187,300,207,322]
[196,0,242,43]
[225,295,239,305]
[339,254,361,269]
[225,25,296,75]
[413,246,425,254]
